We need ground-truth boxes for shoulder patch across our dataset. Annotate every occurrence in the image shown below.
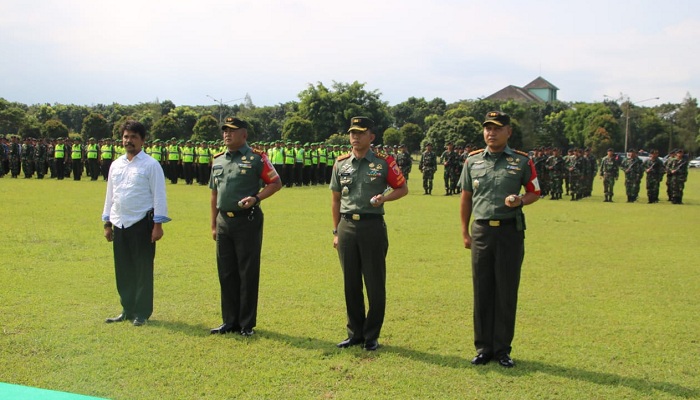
[374,151,388,159]
[252,148,266,157]
[336,152,351,161]
[468,148,485,156]
[213,151,225,158]
[514,149,530,157]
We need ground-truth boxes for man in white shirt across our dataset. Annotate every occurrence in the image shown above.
[102,120,171,326]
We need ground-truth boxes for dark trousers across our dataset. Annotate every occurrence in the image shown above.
[101,159,112,180]
[336,217,388,341]
[112,215,156,320]
[88,158,99,180]
[72,160,82,180]
[216,208,264,330]
[168,160,179,184]
[283,164,294,187]
[470,220,524,357]
[197,163,210,185]
[295,162,303,185]
[183,162,194,184]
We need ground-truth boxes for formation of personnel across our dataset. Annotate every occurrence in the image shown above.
[0,134,691,205]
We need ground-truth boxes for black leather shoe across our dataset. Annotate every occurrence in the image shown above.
[470,353,492,365]
[240,328,255,337]
[336,337,364,348]
[363,339,379,351]
[210,323,237,335]
[497,354,514,368]
[105,314,127,323]
[132,317,147,326]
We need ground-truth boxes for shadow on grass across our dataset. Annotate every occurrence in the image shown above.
[512,360,699,398]
[259,330,698,398]
[146,319,212,336]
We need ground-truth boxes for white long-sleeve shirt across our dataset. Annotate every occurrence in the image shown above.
[102,150,171,229]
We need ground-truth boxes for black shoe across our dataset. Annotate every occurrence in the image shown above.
[470,353,492,365]
[240,328,255,337]
[363,340,379,351]
[336,337,364,348]
[133,317,147,326]
[497,354,515,368]
[210,323,237,334]
[105,314,127,323]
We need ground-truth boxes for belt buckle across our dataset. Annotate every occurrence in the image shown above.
[352,214,360,221]
[226,212,235,217]
[488,220,500,227]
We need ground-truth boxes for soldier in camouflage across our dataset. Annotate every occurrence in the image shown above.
[666,149,689,204]
[642,149,664,203]
[546,147,565,200]
[440,142,461,195]
[395,143,412,181]
[619,148,644,202]
[566,148,585,201]
[599,148,619,202]
[419,143,437,195]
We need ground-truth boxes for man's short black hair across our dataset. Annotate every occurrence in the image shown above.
[120,120,146,139]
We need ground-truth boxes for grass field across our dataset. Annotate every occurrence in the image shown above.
[1,169,699,399]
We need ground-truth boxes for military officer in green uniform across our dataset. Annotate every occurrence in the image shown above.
[459,111,540,368]
[330,116,408,351]
[209,117,282,336]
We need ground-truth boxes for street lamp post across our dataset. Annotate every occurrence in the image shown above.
[605,94,659,153]
[206,95,246,126]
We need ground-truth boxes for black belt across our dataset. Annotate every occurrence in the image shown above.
[220,207,259,218]
[341,213,383,221]
[475,219,515,227]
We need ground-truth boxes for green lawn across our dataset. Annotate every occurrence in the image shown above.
[1,169,698,399]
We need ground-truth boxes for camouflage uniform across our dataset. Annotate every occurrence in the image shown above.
[545,152,565,199]
[584,151,597,197]
[395,147,412,181]
[599,152,619,202]
[666,152,688,204]
[9,138,21,178]
[440,147,461,195]
[419,146,437,195]
[620,153,644,202]
[35,140,48,179]
[566,151,585,200]
[21,140,35,178]
[643,153,664,203]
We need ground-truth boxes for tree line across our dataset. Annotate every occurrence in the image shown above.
[1,81,698,156]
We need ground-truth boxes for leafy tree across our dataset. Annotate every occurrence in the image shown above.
[296,81,391,142]
[35,104,57,123]
[111,115,138,139]
[398,123,424,153]
[326,133,348,146]
[151,115,180,141]
[0,106,27,135]
[169,106,199,138]
[54,104,89,133]
[160,100,176,116]
[391,97,445,131]
[192,115,219,142]
[19,115,42,138]
[383,127,401,146]
[81,112,110,140]
[282,115,314,143]
[42,119,69,139]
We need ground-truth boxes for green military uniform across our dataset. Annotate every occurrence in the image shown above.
[566,150,585,200]
[460,144,540,361]
[330,116,406,350]
[666,150,688,204]
[441,146,461,195]
[643,152,664,203]
[620,150,644,202]
[395,145,412,181]
[210,118,280,335]
[419,145,437,194]
[599,150,619,202]
[545,151,565,199]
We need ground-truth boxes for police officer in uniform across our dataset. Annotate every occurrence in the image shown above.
[330,116,408,351]
[459,111,540,368]
[209,117,281,336]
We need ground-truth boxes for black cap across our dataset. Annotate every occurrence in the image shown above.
[482,111,510,127]
[222,117,249,131]
[607,148,614,152]
[347,116,374,133]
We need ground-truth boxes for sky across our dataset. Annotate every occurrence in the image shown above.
[1,0,698,108]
